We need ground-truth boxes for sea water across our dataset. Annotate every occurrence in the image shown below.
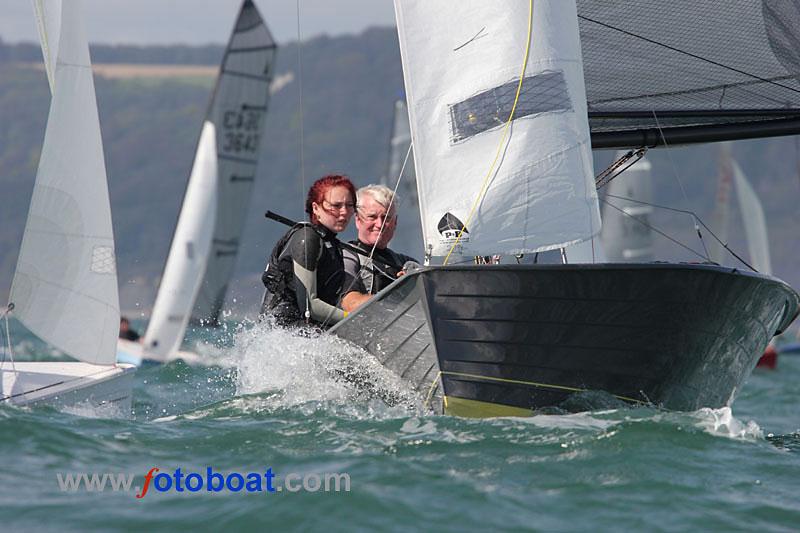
[1,318,799,531]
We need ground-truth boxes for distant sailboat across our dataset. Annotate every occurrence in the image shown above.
[709,142,772,274]
[1,0,135,408]
[600,152,654,262]
[329,0,800,417]
[381,99,423,253]
[118,0,277,365]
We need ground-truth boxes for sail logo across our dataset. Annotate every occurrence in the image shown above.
[437,212,469,245]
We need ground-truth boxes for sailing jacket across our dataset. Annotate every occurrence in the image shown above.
[261,223,346,328]
[341,240,417,295]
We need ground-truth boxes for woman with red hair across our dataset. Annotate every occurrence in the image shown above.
[261,175,357,328]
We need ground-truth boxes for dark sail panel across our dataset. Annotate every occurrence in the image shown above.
[578,0,800,148]
[192,0,277,324]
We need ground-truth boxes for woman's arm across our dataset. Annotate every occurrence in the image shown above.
[287,227,346,324]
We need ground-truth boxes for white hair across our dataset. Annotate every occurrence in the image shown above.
[357,184,398,217]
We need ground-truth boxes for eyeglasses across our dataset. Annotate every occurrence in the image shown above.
[357,211,396,224]
[322,200,355,212]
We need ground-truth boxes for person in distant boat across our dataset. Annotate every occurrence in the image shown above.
[261,175,356,328]
[341,184,419,313]
[119,317,141,342]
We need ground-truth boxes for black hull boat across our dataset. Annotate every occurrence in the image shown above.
[330,263,800,417]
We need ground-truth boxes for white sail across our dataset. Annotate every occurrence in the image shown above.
[394,0,601,258]
[32,0,61,93]
[9,0,119,365]
[709,144,733,265]
[600,152,654,262]
[143,121,218,360]
[732,158,772,275]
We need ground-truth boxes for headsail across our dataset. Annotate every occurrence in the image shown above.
[10,0,119,365]
[142,122,218,360]
[394,0,601,258]
[32,0,61,93]
[578,0,800,148]
[191,0,277,324]
[600,152,654,262]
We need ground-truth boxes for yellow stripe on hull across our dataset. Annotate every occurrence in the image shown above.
[443,396,534,418]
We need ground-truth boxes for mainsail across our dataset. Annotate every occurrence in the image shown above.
[600,152,654,262]
[577,0,800,148]
[142,0,276,359]
[395,0,601,258]
[191,0,277,324]
[10,0,119,365]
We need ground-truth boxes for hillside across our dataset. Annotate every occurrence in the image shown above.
[1,29,799,317]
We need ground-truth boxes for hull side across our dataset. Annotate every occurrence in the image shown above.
[329,273,443,410]
[334,264,799,416]
[1,362,135,414]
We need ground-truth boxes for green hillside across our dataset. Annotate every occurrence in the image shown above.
[1,29,799,317]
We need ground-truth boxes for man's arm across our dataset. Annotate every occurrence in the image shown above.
[341,291,371,313]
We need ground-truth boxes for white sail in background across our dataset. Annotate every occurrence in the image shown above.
[600,152,654,262]
[143,122,218,360]
[732,158,772,275]
[10,0,119,365]
[709,142,771,274]
[709,144,733,265]
[32,0,61,93]
[394,0,601,258]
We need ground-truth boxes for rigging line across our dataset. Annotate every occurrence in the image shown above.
[443,0,535,266]
[604,193,757,271]
[578,15,800,98]
[649,108,711,259]
[600,198,708,262]
[296,0,310,322]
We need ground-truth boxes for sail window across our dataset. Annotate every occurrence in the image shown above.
[449,70,572,143]
[90,246,116,275]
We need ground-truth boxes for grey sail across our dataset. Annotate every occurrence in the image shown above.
[577,0,800,148]
[191,0,277,324]
[382,99,422,255]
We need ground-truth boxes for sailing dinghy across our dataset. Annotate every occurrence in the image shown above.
[329,0,800,417]
[119,0,277,366]
[2,0,135,409]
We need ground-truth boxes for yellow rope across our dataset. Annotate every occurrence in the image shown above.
[423,371,442,411]
[443,0,535,265]
[427,370,646,407]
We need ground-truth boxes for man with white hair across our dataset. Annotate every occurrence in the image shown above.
[340,184,418,312]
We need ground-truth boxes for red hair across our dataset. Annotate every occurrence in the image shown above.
[306,175,357,224]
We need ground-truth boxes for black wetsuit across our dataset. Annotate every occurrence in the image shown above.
[341,240,417,296]
[261,223,346,328]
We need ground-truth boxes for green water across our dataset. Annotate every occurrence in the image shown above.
[1,320,799,531]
